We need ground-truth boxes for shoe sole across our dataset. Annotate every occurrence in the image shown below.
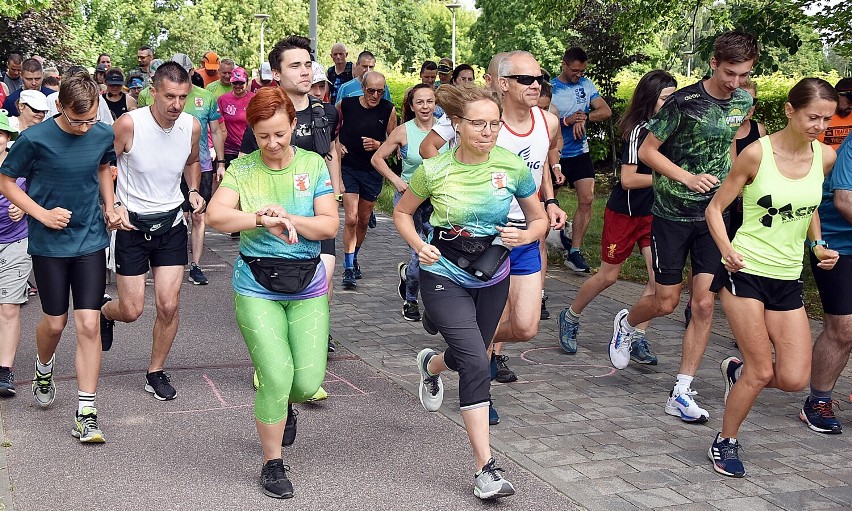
[609,310,630,370]
[565,262,590,273]
[342,283,356,290]
[557,308,578,354]
[262,487,294,499]
[720,357,740,403]
[799,409,843,434]
[0,387,16,397]
[188,279,209,285]
[73,430,105,443]
[397,262,407,300]
[144,384,177,401]
[665,403,709,423]
[630,355,658,365]
[707,446,744,477]
[474,483,515,499]
[402,315,421,322]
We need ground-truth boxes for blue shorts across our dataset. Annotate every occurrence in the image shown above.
[342,165,383,202]
[509,241,541,276]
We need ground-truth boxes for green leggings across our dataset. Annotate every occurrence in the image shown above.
[235,293,329,424]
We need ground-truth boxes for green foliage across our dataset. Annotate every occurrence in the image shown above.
[0,0,75,65]
[0,0,51,18]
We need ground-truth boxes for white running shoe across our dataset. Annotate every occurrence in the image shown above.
[665,388,710,423]
[609,309,632,369]
[416,348,443,412]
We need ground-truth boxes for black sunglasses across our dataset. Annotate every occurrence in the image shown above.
[503,74,546,86]
[839,91,852,98]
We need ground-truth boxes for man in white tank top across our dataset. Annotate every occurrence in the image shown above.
[100,62,203,402]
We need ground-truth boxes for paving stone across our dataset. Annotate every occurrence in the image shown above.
[763,489,849,511]
[620,487,692,508]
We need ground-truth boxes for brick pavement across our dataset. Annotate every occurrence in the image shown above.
[215,210,852,511]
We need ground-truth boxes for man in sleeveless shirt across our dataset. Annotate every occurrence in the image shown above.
[100,62,203,402]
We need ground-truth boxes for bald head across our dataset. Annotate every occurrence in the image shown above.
[485,52,510,92]
[331,43,348,68]
[362,71,386,89]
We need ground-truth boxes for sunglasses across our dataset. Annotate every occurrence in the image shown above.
[839,91,852,98]
[24,104,47,115]
[503,74,546,86]
[437,66,452,73]
[364,88,383,96]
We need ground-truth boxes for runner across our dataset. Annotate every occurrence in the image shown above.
[558,70,677,361]
[705,78,839,477]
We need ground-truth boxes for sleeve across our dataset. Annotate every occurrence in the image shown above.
[208,93,222,122]
[407,164,429,199]
[0,133,36,179]
[219,164,239,192]
[829,139,852,192]
[240,126,258,154]
[621,125,646,166]
[314,162,333,198]
[647,96,680,145]
[99,128,117,164]
[586,79,600,104]
[98,97,114,126]
[432,115,454,143]
[383,84,391,102]
[514,165,537,199]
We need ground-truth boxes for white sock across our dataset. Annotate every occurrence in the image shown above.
[734,365,743,380]
[674,374,694,395]
[78,391,96,414]
[620,316,636,334]
[36,356,53,374]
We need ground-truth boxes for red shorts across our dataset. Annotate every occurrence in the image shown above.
[600,208,651,265]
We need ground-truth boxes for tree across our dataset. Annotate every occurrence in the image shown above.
[0,0,76,66]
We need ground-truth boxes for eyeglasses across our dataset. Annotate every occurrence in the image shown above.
[502,74,546,86]
[751,98,759,105]
[839,91,852,98]
[61,107,99,126]
[364,88,383,96]
[459,116,502,132]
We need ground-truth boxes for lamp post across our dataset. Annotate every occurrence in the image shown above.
[445,3,462,66]
[254,13,270,68]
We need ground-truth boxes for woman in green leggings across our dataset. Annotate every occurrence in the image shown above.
[207,87,339,499]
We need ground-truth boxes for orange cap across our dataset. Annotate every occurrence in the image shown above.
[203,51,220,70]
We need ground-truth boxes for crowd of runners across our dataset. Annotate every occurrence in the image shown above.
[0,29,851,500]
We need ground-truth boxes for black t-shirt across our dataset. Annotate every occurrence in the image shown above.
[339,97,394,171]
[104,92,130,121]
[240,97,339,155]
[607,122,654,216]
[327,62,353,104]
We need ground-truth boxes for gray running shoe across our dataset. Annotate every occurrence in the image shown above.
[416,348,443,412]
[474,458,515,500]
[32,355,56,408]
[72,406,105,443]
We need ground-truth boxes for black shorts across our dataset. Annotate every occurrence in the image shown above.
[115,223,188,276]
[32,249,107,316]
[181,172,214,212]
[341,165,383,202]
[224,153,239,168]
[320,238,336,256]
[560,153,595,188]
[711,268,803,311]
[650,215,725,286]
[811,252,852,315]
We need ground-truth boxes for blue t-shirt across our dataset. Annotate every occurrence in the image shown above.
[220,149,333,300]
[0,118,114,257]
[820,136,852,255]
[550,77,600,158]
[334,78,392,104]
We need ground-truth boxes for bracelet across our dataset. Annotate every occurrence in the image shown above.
[188,188,199,195]
[113,201,123,208]
[809,239,827,251]
[256,213,263,227]
[215,159,225,165]
[544,198,560,208]
[552,163,562,170]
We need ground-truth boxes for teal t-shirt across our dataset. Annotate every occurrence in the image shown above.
[185,86,221,171]
[0,118,114,257]
[408,146,536,287]
[401,119,447,183]
[220,148,333,300]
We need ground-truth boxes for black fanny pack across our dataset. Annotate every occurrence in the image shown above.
[431,227,509,281]
[240,253,320,294]
[129,206,182,236]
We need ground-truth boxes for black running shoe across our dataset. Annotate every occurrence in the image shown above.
[397,262,407,300]
[100,295,115,351]
[0,366,15,397]
[144,370,177,401]
[260,458,294,499]
[282,404,298,446]
[342,268,356,290]
[368,212,376,229]
[494,355,518,383]
[327,334,336,353]
[353,261,362,279]
[402,300,421,322]
[540,295,550,320]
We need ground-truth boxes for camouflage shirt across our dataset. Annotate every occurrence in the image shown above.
[647,81,752,221]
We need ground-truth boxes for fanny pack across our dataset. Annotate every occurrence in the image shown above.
[128,206,182,236]
[431,227,508,281]
[240,253,320,294]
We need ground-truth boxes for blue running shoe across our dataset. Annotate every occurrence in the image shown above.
[558,308,579,354]
[800,397,842,434]
[629,336,658,365]
[708,433,745,477]
[565,251,590,273]
[721,356,742,403]
[489,399,500,425]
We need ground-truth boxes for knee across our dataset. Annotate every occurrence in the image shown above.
[76,315,100,340]
[40,316,68,336]
[690,296,715,320]
[597,273,618,288]
[289,376,323,403]
[343,216,358,230]
[775,372,809,393]
[155,300,179,322]
[745,365,775,388]
[0,304,19,322]
[654,295,679,316]
[514,319,539,341]
[121,301,144,322]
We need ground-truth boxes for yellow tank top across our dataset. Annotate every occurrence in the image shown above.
[730,136,824,280]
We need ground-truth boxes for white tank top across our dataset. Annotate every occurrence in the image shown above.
[117,107,194,218]
[497,107,550,221]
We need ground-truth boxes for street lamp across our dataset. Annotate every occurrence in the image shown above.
[445,3,462,66]
[254,13,270,68]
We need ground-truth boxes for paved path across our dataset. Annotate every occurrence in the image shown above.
[2,209,852,510]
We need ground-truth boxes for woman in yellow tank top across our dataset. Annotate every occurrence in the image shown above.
[704,78,840,478]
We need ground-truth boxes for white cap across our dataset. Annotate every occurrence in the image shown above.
[18,90,49,112]
[260,62,273,80]
[311,61,331,85]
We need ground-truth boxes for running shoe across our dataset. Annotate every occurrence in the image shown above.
[327,334,336,353]
[32,355,56,408]
[684,302,692,329]
[665,388,709,423]
[188,263,209,285]
[353,261,362,279]
[100,294,114,352]
[708,433,744,477]
[474,458,515,500]
[145,370,177,401]
[558,308,580,354]
[27,280,37,296]
[402,300,421,322]
[490,354,497,381]
[800,397,843,434]
[397,262,407,300]
[253,370,259,391]
[489,399,500,425]
[629,336,658,365]
[494,355,518,383]
[540,295,550,320]
[73,406,105,443]
[282,404,298,446]
[260,458,294,499]
[422,310,438,335]
[307,387,328,402]
[721,356,742,403]
[609,309,632,369]
[342,268,356,290]
[368,212,377,229]
[565,251,590,273]
[416,348,443,412]
[558,227,572,252]
[0,367,15,397]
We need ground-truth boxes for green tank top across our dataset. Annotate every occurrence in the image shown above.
[401,120,431,183]
[731,136,824,280]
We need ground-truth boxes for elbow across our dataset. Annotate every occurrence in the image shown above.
[205,204,224,231]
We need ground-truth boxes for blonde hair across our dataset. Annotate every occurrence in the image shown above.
[435,84,502,121]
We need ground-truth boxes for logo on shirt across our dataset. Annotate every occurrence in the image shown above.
[684,93,701,101]
[607,243,617,259]
[491,172,508,196]
[295,173,311,197]
[757,195,816,227]
[727,108,746,128]
[225,104,237,116]
[194,97,203,108]
[517,146,543,171]
[295,123,311,139]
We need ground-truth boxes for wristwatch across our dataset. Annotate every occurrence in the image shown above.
[809,239,828,250]
[188,188,199,195]
[256,213,264,227]
[544,198,560,208]
[113,201,123,208]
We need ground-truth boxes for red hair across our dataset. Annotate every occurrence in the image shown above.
[246,87,296,127]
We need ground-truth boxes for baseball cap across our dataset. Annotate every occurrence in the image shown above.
[311,61,331,85]
[171,54,194,73]
[203,51,220,71]
[230,67,248,84]
[129,78,144,89]
[149,59,164,73]
[837,77,852,95]
[19,90,49,112]
[95,63,107,73]
[105,69,124,85]
[0,110,19,140]
[260,62,273,80]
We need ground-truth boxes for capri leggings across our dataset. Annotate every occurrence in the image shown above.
[31,249,107,316]
[420,271,509,410]
[235,293,330,424]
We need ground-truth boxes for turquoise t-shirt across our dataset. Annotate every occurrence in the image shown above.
[220,149,333,300]
[401,119,447,183]
[820,135,852,255]
[0,118,114,257]
[550,76,600,158]
[408,146,536,287]
[185,85,221,171]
